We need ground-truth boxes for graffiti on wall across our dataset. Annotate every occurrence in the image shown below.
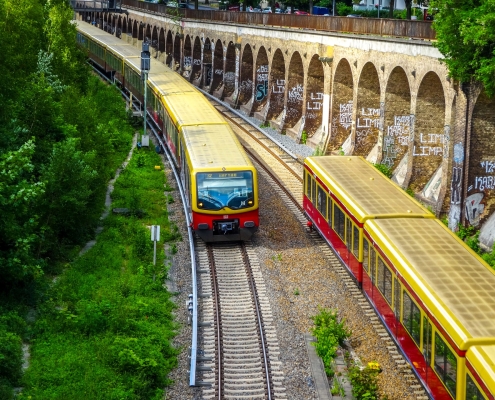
[412,133,446,156]
[463,159,495,226]
[387,115,411,146]
[255,65,269,102]
[272,79,285,94]
[338,101,353,130]
[448,142,464,230]
[356,107,380,145]
[288,84,303,102]
[307,92,324,111]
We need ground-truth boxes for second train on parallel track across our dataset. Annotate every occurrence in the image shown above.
[76,22,258,242]
[304,156,495,400]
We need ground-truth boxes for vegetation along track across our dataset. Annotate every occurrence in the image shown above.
[196,241,286,399]
[207,98,429,399]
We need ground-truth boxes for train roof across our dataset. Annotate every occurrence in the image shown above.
[183,124,253,170]
[467,345,495,394]
[365,218,495,348]
[305,156,433,222]
[76,22,124,47]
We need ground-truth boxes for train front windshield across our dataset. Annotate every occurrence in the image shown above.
[196,171,254,211]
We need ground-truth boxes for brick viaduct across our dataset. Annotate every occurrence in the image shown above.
[76,9,495,249]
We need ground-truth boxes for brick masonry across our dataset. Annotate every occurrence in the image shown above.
[84,10,495,247]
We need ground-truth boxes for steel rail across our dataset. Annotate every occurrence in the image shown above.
[241,243,272,400]
[206,245,223,400]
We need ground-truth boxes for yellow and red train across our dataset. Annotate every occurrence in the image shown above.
[76,22,258,242]
[304,156,495,400]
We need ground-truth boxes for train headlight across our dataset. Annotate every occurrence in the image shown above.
[198,202,203,208]
[248,200,253,205]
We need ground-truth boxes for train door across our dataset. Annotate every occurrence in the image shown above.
[345,217,352,267]
[422,316,432,387]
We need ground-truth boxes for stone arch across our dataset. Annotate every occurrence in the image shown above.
[138,22,144,41]
[238,44,253,106]
[305,55,325,139]
[202,38,213,88]
[127,18,134,37]
[329,58,353,152]
[159,28,166,53]
[223,42,236,98]
[166,31,173,66]
[183,35,192,79]
[116,16,123,38]
[252,46,269,113]
[383,66,411,173]
[466,91,495,228]
[285,52,304,129]
[151,26,159,53]
[191,36,202,84]
[211,39,224,94]
[132,20,138,39]
[267,49,285,121]
[173,34,181,71]
[410,71,446,195]
[355,62,381,158]
[144,24,151,43]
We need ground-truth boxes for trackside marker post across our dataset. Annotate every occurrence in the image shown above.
[151,225,160,280]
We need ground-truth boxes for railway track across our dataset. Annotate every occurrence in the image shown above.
[203,96,429,400]
[196,241,286,399]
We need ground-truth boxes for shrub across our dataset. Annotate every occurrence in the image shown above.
[336,2,353,16]
[372,163,392,178]
[348,362,381,400]
[311,308,351,377]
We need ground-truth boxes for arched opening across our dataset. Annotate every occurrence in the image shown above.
[173,34,181,71]
[223,42,236,98]
[191,37,202,84]
[329,58,353,152]
[466,91,495,228]
[410,72,446,195]
[285,52,304,129]
[383,66,411,173]
[355,62,381,158]
[238,44,253,106]
[211,39,224,95]
[305,55,325,139]
[202,38,212,88]
[183,35,192,79]
[253,46,269,114]
[166,31,173,67]
[267,49,285,121]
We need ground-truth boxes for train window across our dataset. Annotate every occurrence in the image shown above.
[466,374,484,400]
[346,218,352,249]
[327,199,332,225]
[393,277,400,320]
[305,172,311,198]
[370,247,376,283]
[363,239,369,273]
[402,291,421,346]
[334,205,345,240]
[423,317,432,365]
[311,177,317,206]
[434,333,457,397]
[317,185,327,218]
[377,257,392,304]
[353,225,359,257]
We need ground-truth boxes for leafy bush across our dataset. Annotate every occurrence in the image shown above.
[336,2,353,16]
[348,362,381,399]
[311,308,351,377]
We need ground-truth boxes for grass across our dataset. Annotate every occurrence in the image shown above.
[20,148,180,400]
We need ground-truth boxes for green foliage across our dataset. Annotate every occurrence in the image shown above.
[336,2,353,16]
[293,288,300,295]
[338,147,345,156]
[372,163,392,178]
[430,0,495,96]
[301,130,307,145]
[22,150,179,398]
[0,310,25,397]
[456,224,477,241]
[311,308,351,377]
[348,363,381,400]
[312,145,325,156]
[260,121,270,128]
[405,187,415,197]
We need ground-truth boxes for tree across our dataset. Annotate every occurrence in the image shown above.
[430,0,495,96]
[0,140,44,283]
